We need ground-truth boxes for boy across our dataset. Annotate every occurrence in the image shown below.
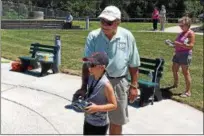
[82,52,117,135]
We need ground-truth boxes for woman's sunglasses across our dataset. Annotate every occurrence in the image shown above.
[178,23,186,27]
[179,24,184,27]
[100,19,115,26]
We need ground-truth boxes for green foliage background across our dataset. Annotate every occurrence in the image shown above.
[2,0,203,19]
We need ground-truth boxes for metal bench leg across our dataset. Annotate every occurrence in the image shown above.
[20,60,30,72]
[150,87,156,105]
[40,63,52,76]
[151,97,154,105]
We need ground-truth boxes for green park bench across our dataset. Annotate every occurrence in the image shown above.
[19,43,59,76]
[128,57,165,106]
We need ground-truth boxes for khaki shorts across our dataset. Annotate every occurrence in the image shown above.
[108,77,129,125]
[172,52,192,66]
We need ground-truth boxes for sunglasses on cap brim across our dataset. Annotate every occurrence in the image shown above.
[85,62,98,68]
[100,19,115,26]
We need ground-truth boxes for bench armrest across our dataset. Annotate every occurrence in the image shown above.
[138,79,158,88]
[19,56,37,61]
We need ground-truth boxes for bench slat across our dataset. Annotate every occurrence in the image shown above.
[139,69,151,75]
[19,56,36,60]
[140,57,157,64]
[139,66,164,73]
[30,49,55,54]
[140,63,156,70]
[139,69,163,78]
[31,43,57,49]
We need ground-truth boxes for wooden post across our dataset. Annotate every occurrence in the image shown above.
[85,16,89,30]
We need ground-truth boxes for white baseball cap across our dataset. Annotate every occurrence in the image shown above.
[98,5,121,21]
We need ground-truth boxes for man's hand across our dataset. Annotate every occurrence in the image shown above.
[128,87,139,103]
[72,88,87,102]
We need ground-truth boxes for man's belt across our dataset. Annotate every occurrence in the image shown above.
[107,75,127,79]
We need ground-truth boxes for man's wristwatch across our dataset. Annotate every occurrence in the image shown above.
[129,83,138,89]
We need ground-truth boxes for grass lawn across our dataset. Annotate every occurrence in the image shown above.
[73,21,177,31]
[1,22,203,111]
[1,60,11,63]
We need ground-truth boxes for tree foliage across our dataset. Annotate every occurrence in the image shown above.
[1,0,203,19]
[184,0,203,18]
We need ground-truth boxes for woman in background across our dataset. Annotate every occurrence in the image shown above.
[172,16,195,98]
[152,7,159,31]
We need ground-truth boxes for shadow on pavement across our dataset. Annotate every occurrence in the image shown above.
[128,99,141,109]
[161,86,182,99]
[129,86,184,109]
[9,69,54,77]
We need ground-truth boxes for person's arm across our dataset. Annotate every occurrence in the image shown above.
[128,67,139,103]
[129,67,139,88]
[174,31,195,49]
[128,33,141,102]
[70,15,73,22]
[85,82,117,113]
[156,11,160,19]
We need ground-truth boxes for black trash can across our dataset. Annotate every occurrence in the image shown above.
[63,22,72,29]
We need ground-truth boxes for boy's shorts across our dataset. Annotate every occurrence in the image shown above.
[172,52,192,66]
[108,77,129,125]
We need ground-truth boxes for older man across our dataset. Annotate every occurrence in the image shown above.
[73,5,140,135]
[64,13,73,29]
[159,5,166,31]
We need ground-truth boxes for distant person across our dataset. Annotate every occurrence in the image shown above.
[82,52,117,135]
[171,16,195,97]
[159,5,166,31]
[152,7,159,31]
[64,13,73,29]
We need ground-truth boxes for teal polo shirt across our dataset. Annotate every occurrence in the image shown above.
[84,26,140,77]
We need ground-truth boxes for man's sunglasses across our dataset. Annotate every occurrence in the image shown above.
[100,19,115,26]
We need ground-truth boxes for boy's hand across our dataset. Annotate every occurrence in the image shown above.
[72,88,87,102]
[85,103,99,114]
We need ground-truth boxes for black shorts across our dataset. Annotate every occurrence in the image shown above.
[83,121,109,135]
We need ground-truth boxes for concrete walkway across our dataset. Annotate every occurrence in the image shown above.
[1,62,203,135]
[139,25,203,35]
[1,58,11,62]
[165,25,203,35]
